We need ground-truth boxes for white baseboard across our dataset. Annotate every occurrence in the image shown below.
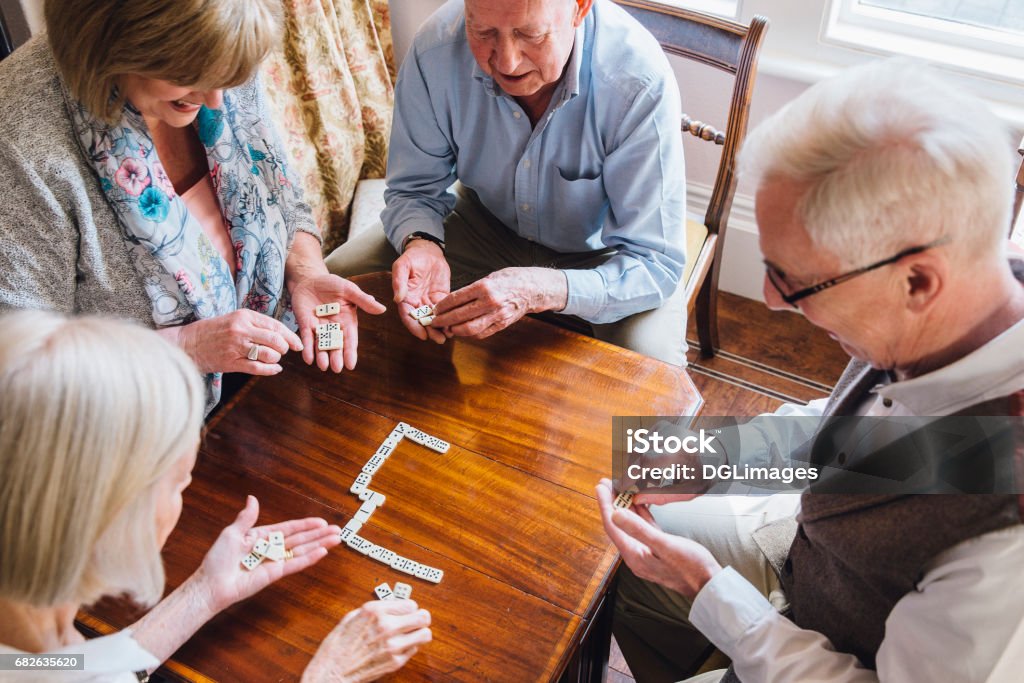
[687,181,764,302]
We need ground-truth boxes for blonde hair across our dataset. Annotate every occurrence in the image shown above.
[45,0,283,121]
[740,59,1014,269]
[0,311,204,608]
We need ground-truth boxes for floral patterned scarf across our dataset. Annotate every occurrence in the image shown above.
[64,81,307,413]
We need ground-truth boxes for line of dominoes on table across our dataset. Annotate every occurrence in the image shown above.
[340,421,450,585]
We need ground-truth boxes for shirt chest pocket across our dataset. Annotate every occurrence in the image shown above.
[545,165,609,237]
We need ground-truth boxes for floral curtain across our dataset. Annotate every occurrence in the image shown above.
[261,0,395,253]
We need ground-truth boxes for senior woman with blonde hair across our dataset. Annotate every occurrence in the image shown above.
[0,311,432,681]
[0,0,385,413]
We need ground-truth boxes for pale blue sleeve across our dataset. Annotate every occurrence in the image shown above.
[380,43,458,252]
[561,74,687,323]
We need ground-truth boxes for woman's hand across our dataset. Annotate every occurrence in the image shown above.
[132,495,340,666]
[283,231,385,372]
[192,495,341,613]
[289,274,387,372]
[159,310,302,375]
[301,600,433,683]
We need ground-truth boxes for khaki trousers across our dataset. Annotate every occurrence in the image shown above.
[613,494,799,682]
[325,191,688,366]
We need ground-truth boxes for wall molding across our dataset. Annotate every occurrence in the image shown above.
[687,181,765,302]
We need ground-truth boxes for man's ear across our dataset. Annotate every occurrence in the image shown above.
[904,257,944,313]
[574,0,595,26]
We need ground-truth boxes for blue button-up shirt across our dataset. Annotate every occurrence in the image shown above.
[382,0,686,323]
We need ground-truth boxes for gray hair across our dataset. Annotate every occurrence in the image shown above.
[0,311,204,607]
[740,58,1014,268]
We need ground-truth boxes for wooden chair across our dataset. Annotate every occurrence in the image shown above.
[1013,135,1024,236]
[614,0,769,358]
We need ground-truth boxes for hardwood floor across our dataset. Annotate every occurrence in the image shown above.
[606,291,850,682]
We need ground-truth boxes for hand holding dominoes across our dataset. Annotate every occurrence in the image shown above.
[391,242,451,345]
[429,267,568,340]
[289,274,386,373]
[192,495,342,613]
[594,478,723,601]
[301,599,432,683]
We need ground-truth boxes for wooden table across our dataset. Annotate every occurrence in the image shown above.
[80,273,702,682]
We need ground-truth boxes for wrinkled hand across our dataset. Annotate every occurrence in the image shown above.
[290,274,387,372]
[392,240,451,344]
[192,495,341,614]
[596,479,721,600]
[431,267,568,339]
[167,309,303,376]
[301,599,432,683]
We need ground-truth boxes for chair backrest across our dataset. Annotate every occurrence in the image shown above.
[614,0,768,243]
[1013,135,1024,236]
[613,0,768,357]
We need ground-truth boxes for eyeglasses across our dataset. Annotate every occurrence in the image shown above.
[765,237,950,307]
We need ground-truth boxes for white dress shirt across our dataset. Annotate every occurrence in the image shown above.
[689,318,1024,683]
[0,630,158,682]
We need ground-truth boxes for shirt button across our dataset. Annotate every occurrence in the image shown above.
[882,398,893,408]
[521,203,530,212]
[513,111,522,119]
[523,159,532,169]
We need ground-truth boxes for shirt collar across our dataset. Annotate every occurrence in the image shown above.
[874,316,1024,415]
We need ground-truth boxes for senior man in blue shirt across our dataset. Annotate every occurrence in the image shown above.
[326,0,688,365]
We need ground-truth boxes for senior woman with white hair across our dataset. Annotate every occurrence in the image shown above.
[0,0,385,414]
[0,311,432,681]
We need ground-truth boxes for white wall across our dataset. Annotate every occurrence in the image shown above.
[19,0,41,32]
[0,0,41,44]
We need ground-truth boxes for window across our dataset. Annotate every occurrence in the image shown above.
[823,0,1024,85]
[860,0,1024,35]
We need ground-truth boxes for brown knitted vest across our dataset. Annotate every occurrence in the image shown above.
[783,362,1024,668]
[721,361,1024,683]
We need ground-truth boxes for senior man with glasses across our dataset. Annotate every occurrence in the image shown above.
[597,58,1024,683]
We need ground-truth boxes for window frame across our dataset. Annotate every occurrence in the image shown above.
[822,0,1024,86]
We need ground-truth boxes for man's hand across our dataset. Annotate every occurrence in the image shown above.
[392,240,451,344]
[431,267,568,339]
[596,479,721,600]
[291,275,387,372]
[192,495,341,614]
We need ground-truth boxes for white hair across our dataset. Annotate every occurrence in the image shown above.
[0,311,204,608]
[740,58,1014,268]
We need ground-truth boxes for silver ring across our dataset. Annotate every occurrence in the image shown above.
[247,344,261,361]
